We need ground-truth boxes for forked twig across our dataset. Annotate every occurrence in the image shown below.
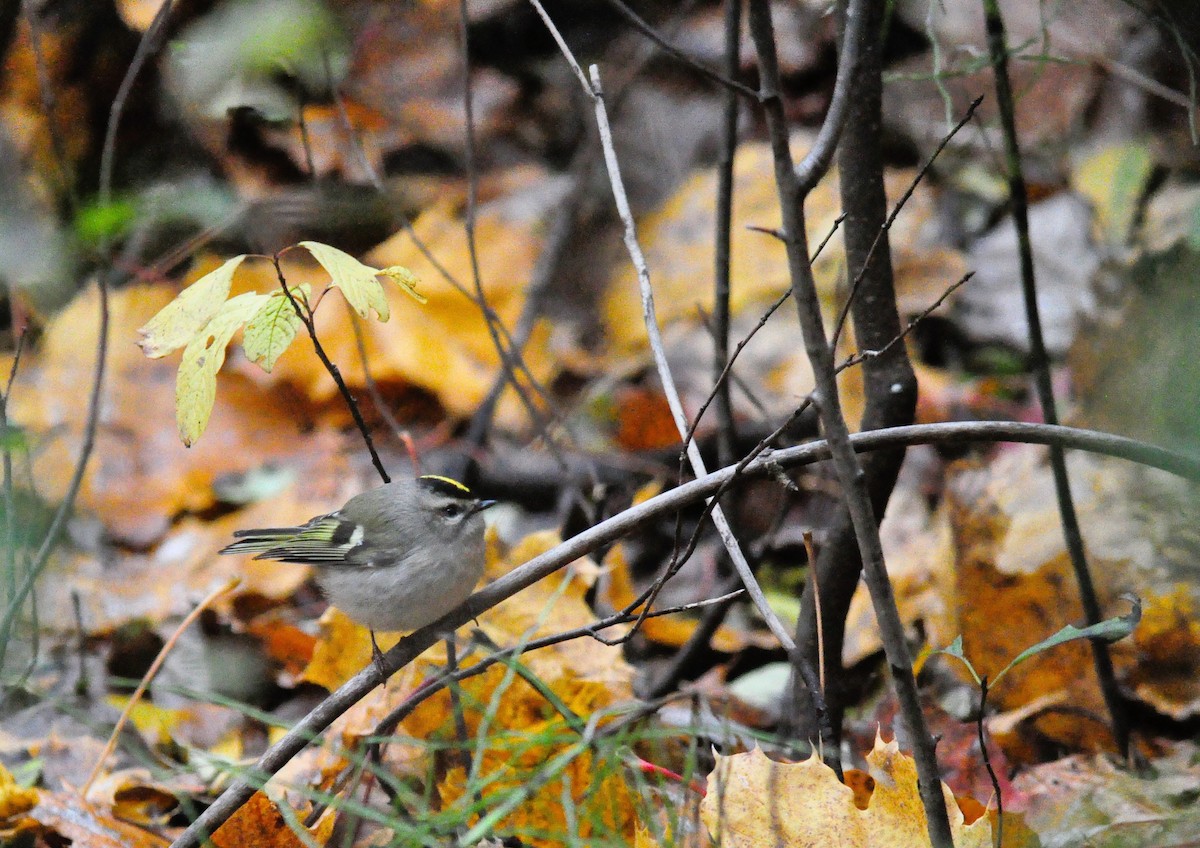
[748,0,955,842]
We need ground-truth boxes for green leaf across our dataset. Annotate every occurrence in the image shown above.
[175,291,270,446]
[378,265,427,304]
[0,424,29,452]
[936,599,1142,689]
[75,198,138,246]
[299,240,389,321]
[243,284,309,372]
[995,596,1142,684]
[934,635,981,685]
[137,256,247,358]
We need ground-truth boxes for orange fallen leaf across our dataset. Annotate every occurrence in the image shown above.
[210,791,312,848]
[0,762,38,820]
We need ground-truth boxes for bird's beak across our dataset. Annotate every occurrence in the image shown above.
[471,499,497,517]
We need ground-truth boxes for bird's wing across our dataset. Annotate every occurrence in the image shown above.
[220,513,365,565]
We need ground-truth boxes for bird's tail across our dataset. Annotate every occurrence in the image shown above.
[219,528,305,556]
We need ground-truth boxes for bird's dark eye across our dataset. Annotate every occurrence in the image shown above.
[441,503,464,518]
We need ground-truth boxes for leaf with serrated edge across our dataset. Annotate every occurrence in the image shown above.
[299,240,389,321]
[137,255,246,358]
[244,284,309,372]
[176,292,270,446]
[378,265,427,304]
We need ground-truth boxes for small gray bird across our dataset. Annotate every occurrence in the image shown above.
[220,475,495,634]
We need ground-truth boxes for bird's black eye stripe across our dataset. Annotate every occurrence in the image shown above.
[441,503,464,518]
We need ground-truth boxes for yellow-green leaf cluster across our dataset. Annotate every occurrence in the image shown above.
[136,242,423,446]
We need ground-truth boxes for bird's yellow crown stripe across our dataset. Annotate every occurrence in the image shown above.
[418,474,471,494]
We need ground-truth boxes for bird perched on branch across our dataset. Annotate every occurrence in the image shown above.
[221,474,495,676]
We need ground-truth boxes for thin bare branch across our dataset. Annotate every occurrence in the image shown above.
[712,0,743,470]
[274,256,390,483]
[793,0,869,192]
[982,0,1130,757]
[594,0,759,99]
[586,60,796,652]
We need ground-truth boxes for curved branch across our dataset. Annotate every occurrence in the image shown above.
[793,0,871,193]
[170,419,1198,848]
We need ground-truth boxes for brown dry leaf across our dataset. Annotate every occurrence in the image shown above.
[885,51,1103,155]
[109,781,179,827]
[4,280,346,548]
[842,477,955,666]
[1126,584,1200,720]
[1014,741,1200,846]
[210,791,314,848]
[4,791,169,848]
[851,440,1200,750]
[34,479,341,636]
[699,736,993,848]
[347,5,521,159]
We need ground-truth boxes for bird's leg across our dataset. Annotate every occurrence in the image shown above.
[370,629,388,684]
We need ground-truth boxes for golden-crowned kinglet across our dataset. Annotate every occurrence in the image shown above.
[220,475,495,632]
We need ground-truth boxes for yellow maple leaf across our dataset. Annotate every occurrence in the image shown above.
[700,734,995,848]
